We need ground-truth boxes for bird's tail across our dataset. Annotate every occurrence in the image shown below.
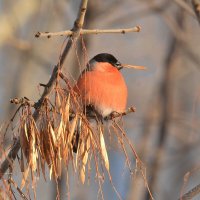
[71,105,103,153]
[71,118,81,153]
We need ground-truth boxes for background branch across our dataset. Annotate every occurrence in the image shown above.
[179,183,200,200]
[145,8,184,200]
[192,0,200,24]
[173,0,195,17]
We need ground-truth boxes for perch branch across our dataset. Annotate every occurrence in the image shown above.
[106,107,136,120]
[35,26,141,38]
[0,0,88,180]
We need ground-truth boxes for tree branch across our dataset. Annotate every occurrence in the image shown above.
[173,0,200,25]
[179,183,200,200]
[105,107,136,120]
[0,0,88,180]
[173,0,195,17]
[35,26,141,38]
[144,9,183,200]
[192,0,200,24]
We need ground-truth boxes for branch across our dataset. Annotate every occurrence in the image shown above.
[10,97,34,107]
[173,0,195,17]
[82,26,141,34]
[8,178,29,200]
[192,0,200,24]
[161,11,200,68]
[35,26,141,38]
[105,107,136,120]
[174,0,200,25]
[144,9,183,200]
[179,183,200,200]
[0,0,88,180]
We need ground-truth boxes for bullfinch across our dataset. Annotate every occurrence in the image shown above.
[72,53,144,152]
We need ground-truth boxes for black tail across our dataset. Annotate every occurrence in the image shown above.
[72,130,79,153]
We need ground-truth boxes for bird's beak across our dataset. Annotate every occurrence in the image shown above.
[121,64,147,70]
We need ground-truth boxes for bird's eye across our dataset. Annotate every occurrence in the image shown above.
[115,61,121,66]
[114,61,123,70]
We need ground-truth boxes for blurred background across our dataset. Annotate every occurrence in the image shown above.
[0,0,200,199]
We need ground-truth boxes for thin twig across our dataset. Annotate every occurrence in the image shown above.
[10,97,34,107]
[3,105,22,139]
[0,0,89,180]
[35,30,73,38]
[8,178,29,200]
[35,26,141,38]
[105,107,136,120]
[179,183,200,200]
[81,26,141,34]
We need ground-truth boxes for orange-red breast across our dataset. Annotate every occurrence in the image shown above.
[74,53,128,118]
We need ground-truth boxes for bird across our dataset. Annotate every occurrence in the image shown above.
[72,53,145,152]
[74,53,128,119]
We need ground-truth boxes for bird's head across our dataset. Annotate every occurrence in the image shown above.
[88,53,146,72]
[91,53,123,70]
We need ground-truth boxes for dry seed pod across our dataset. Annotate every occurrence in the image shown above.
[100,130,109,171]
[80,165,86,184]
[20,123,29,159]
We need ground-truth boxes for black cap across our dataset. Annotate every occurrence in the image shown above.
[92,53,122,70]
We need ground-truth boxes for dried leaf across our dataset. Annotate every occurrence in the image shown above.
[63,94,70,122]
[86,132,90,151]
[24,122,29,141]
[56,92,62,110]
[82,151,88,166]
[41,160,45,179]
[21,167,30,189]
[75,139,84,169]
[80,165,85,184]
[88,129,96,148]
[37,156,40,177]
[20,125,28,158]
[57,159,62,177]
[29,124,37,171]
[68,115,78,143]
[49,165,53,180]
[100,130,109,171]
[57,120,63,140]
[31,149,37,171]
[79,140,85,156]
[49,123,56,145]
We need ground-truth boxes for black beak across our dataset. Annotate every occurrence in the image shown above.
[117,65,123,70]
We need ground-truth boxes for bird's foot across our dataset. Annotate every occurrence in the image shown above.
[104,111,121,120]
